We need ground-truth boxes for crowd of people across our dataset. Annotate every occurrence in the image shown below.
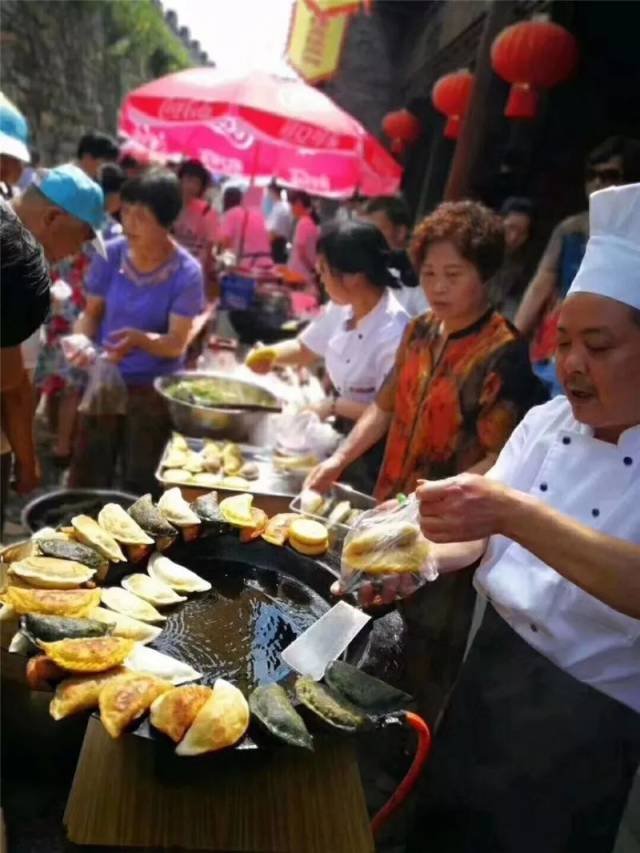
[1,89,639,852]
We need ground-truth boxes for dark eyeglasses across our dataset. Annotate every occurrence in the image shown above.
[585,167,623,184]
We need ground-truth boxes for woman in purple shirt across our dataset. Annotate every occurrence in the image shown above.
[69,169,204,494]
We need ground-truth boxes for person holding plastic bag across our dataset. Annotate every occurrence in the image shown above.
[309,202,546,719]
[68,169,204,494]
[360,183,640,853]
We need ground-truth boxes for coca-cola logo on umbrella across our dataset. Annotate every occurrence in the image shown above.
[279,120,341,150]
[286,168,331,193]
[157,99,216,122]
[200,149,244,176]
[210,116,255,151]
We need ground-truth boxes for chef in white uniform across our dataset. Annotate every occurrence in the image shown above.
[402,183,640,853]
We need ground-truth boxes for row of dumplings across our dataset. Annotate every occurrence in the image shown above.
[161,434,260,491]
[50,663,248,754]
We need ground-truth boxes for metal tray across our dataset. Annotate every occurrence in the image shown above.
[289,482,376,545]
[156,437,303,499]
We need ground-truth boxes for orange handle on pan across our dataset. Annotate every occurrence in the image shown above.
[370,711,432,837]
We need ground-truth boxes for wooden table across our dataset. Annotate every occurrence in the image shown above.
[64,716,374,852]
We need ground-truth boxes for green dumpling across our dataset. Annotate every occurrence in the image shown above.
[295,677,366,732]
[249,684,313,750]
[324,661,412,714]
[22,613,112,644]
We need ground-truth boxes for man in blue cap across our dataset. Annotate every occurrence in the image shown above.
[1,163,105,499]
[11,162,106,262]
[0,92,31,197]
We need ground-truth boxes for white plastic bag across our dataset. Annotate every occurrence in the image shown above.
[340,495,438,596]
[78,355,127,416]
[273,410,340,458]
[60,333,97,367]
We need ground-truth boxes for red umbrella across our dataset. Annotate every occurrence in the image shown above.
[120,68,402,198]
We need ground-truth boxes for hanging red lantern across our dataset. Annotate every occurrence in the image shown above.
[491,18,579,119]
[381,109,422,156]
[431,69,475,140]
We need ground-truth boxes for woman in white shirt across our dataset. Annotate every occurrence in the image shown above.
[246,219,409,423]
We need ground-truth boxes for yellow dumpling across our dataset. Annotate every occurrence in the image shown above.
[176,678,249,756]
[149,684,212,743]
[9,556,95,589]
[0,586,101,618]
[39,636,135,672]
[219,493,254,527]
[49,668,126,720]
[99,672,172,738]
[343,539,431,575]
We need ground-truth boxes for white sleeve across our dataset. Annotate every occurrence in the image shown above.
[299,302,342,357]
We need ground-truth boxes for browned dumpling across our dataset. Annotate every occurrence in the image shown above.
[149,684,212,743]
[49,668,126,720]
[99,672,171,738]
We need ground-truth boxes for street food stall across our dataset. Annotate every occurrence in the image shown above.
[0,365,433,852]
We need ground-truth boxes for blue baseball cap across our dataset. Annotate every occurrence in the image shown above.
[37,163,107,257]
[0,92,30,163]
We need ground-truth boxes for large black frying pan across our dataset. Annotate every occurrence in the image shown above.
[108,534,372,752]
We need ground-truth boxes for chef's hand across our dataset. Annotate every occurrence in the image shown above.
[303,454,345,493]
[105,328,144,363]
[416,473,512,542]
[330,573,422,608]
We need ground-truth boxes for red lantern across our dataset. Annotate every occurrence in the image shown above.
[382,109,422,155]
[431,70,475,140]
[491,18,579,119]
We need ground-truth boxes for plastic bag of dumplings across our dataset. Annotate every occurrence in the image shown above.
[79,354,128,416]
[339,495,438,596]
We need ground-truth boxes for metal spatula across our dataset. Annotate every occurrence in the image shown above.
[281,601,371,681]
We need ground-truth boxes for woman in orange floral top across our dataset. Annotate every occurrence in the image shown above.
[307,201,546,719]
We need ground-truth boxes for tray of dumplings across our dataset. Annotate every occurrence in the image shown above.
[156,433,308,498]
[0,488,414,757]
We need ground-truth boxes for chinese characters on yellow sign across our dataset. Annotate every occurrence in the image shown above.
[287,0,370,84]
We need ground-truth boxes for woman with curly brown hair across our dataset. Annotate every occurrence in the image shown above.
[307,200,546,719]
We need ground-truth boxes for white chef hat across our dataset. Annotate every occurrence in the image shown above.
[568,182,640,310]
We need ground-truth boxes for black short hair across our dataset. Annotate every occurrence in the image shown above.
[289,190,312,209]
[99,163,126,196]
[77,131,119,162]
[223,186,243,212]
[363,195,411,228]
[500,196,535,219]
[120,169,182,228]
[317,219,400,290]
[587,136,640,183]
[1,203,50,348]
[177,159,211,195]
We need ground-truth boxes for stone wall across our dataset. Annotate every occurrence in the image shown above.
[0,0,192,164]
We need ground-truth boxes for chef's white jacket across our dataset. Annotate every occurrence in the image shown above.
[300,290,409,405]
[476,396,640,711]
